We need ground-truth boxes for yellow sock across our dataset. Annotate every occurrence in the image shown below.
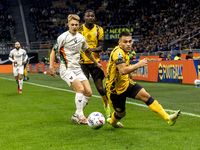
[148,100,169,121]
[110,112,121,126]
[101,95,108,107]
[24,68,28,76]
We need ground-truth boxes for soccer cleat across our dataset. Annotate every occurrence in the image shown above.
[72,114,81,124]
[104,105,111,119]
[27,77,29,81]
[18,89,22,94]
[80,116,88,125]
[113,122,124,128]
[107,117,111,123]
[107,118,124,128]
[71,114,87,125]
[168,110,181,126]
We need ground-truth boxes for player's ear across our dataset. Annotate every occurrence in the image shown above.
[118,38,121,45]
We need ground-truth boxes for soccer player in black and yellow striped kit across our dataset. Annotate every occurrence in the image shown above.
[78,10,111,120]
[106,31,180,128]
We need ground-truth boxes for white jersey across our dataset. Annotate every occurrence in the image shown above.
[54,31,88,70]
[9,48,27,67]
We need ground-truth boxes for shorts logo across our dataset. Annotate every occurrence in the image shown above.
[118,52,122,59]
[69,76,73,80]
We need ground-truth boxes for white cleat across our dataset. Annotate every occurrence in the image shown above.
[114,122,124,128]
[168,110,181,126]
[71,114,88,125]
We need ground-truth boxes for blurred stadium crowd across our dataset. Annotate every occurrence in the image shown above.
[0,0,200,53]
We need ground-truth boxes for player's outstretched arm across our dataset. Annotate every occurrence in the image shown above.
[49,50,56,78]
[117,58,147,75]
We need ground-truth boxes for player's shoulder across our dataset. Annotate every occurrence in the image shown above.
[59,31,69,38]
[95,24,103,30]
[78,24,84,32]
[113,46,124,53]
[112,46,125,57]
[10,49,15,52]
[20,48,26,51]
[76,32,85,39]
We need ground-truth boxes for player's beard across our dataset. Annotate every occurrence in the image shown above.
[15,47,20,50]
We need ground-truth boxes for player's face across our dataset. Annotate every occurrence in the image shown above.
[119,36,132,52]
[84,12,95,25]
[15,42,21,50]
[68,19,79,35]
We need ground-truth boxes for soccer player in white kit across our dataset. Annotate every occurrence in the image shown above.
[9,42,28,94]
[49,14,102,124]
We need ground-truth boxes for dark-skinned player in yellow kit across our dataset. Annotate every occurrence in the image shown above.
[106,31,180,128]
[78,9,111,121]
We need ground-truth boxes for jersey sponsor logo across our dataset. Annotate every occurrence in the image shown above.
[118,52,122,59]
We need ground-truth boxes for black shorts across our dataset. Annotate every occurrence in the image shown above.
[109,83,143,113]
[80,64,105,82]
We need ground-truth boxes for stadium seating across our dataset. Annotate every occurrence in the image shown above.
[0,0,15,43]
[0,0,199,54]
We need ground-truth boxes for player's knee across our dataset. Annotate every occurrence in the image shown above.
[97,87,105,95]
[84,90,92,97]
[116,111,126,118]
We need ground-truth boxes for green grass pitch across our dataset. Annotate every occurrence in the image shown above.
[0,73,200,150]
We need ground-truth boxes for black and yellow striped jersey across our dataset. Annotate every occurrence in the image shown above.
[78,23,104,64]
[106,45,131,95]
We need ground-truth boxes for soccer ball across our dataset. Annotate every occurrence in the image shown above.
[194,79,200,85]
[87,112,105,129]
[43,71,47,75]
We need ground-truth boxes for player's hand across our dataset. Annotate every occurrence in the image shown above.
[137,58,147,68]
[85,48,92,54]
[14,60,17,64]
[49,66,56,78]
[96,46,103,52]
[96,63,103,69]
[22,61,25,64]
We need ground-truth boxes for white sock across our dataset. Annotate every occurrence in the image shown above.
[83,95,91,110]
[18,79,23,90]
[75,93,84,118]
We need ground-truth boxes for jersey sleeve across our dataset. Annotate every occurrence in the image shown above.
[81,36,89,52]
[8,50,14,62]
[23,49,27,56]
[98,27,104,41]
[54,35,64,53]
[113,49,125,65]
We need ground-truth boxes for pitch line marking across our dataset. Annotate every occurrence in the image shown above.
[1,76,200,118]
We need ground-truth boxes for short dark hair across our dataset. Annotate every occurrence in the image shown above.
[177,53,181,57]
[85,9,95,15]
[119,31,131,39]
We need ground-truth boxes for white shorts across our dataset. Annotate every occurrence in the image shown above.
[13,65,24,76]
[59,63,87,86]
